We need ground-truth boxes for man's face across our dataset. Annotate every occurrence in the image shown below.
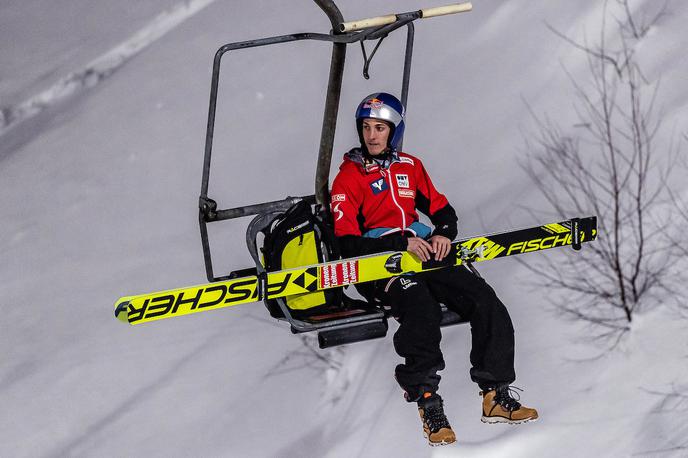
[362,118,391,156]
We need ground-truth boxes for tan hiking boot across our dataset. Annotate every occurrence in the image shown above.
[480,385,539,424]
[417,393,456,446]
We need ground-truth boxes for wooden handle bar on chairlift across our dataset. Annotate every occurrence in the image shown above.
[339,2,472,33]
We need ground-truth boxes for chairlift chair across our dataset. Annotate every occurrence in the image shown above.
[198,1,473,348]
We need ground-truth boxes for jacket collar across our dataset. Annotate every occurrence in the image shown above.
[344,147,399,174]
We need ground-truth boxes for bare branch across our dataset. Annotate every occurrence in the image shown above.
[521,0,680,341]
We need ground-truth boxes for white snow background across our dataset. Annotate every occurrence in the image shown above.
[1,0,687,456]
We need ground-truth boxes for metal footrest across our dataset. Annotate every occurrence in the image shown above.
[317,319,389,348]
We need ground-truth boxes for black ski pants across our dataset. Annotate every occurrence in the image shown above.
[377,266,516,401]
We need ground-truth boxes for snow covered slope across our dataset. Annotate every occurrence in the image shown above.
[1,0,687,456]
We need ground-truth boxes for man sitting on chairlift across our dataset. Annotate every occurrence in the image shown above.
[330,92,539,446]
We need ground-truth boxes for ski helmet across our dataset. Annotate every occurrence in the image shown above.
[355,92,405,151]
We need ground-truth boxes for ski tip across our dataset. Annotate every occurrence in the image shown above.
[114,300,131,324]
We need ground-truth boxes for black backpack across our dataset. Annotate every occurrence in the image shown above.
[261,200,342,318]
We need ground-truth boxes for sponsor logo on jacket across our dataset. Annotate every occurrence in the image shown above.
[395,174,409,188]
[332,202,344,221]
[370,177,388,195]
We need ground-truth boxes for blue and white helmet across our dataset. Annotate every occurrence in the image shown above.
[355,92,405,151]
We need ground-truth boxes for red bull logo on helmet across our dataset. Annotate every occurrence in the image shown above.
[363,98,384,109]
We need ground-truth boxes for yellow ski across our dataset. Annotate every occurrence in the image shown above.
[115,216,597,325]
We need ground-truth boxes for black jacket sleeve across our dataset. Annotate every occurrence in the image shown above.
[415,191,459,240]
[429,203,458,240]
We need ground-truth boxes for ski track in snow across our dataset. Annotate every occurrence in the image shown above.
[0,0,217,137]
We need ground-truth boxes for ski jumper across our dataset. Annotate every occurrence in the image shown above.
[331,148,516,400]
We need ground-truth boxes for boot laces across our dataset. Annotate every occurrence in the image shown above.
[423,400,451,432]
[494,385,523,412]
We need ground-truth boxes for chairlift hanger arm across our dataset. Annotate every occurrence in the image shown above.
[313,0,344,30]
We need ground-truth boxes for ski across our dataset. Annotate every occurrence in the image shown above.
[115,216,597,325]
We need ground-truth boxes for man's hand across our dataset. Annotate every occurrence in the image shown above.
[428,235,451,261]
[406,237,433,262]
[406,235,452,262]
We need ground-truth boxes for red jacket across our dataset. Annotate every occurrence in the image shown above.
[330,148,458,257]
